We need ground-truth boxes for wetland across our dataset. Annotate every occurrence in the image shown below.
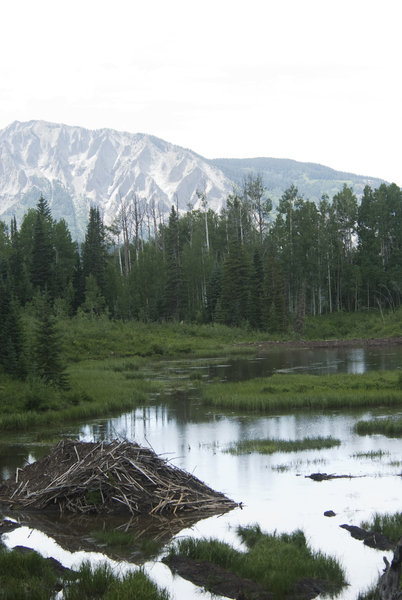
[2,344,402,599]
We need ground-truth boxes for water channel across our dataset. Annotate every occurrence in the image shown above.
[2,345,402,599]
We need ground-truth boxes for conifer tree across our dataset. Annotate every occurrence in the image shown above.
[218,239,250,326]
[0,258,27,379]
[163,206,186,320]
[263,247,286,334]
[33,291,69,389]
[30,211,54,293]
[246,248,264,329]
[205,261,222,322]
[82,207,108,300]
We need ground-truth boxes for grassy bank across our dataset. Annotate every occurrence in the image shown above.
[63,561,169,600]
[2,310,402,432]
[360,512,402,543]
[0,542,170,600]
[167,524,346,599]
[58,317,265,362]
[0,542,63,600]
[225,436,341,455]
[202,371,402,412]
[354,417,402,437]
[303,308,402,341]
[0,357,160,431]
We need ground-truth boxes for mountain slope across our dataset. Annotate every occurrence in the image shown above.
[0,120,389,241]
[0,120,232,240]
[209,157,387,205]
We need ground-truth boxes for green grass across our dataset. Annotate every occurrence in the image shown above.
[356,583,380,600]
[202,370,402,412]
[354,417,402,437]
[63,561,170,600]
[90,529,162,558]
[91,529,138,547]
[58,317,268,362]
[303,307,402,341]
[360,512,402,543]
[0,357,160,431]
[0,543,170,600]
[168,524,346,599]
[0,543,61,600]
[225,436,341,455]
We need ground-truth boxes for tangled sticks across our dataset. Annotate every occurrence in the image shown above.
[0,439,237,516]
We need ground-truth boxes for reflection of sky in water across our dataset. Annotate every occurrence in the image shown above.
[2,348,402,599]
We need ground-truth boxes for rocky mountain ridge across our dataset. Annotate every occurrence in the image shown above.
[0,120,388,241]
[0,120,231,240]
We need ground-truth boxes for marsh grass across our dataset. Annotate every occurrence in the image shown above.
[304,307,402,341]
[59,317,266,362]
[91,529,138,546]
[352,450,390,459]
[202,371,402,412]
[63,560,170,600]
[168,524,346,599]
[90,529,161,558]
[355,418,402,437]
[360,512,402,543]
[0,543,60,600]
[0,358,161,431]
[225,436,341,455]
[356,582,380,600]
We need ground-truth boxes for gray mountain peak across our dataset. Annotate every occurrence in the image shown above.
[0,120,232,240]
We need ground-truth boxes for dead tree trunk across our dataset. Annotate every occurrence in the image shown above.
[379,538,402,600]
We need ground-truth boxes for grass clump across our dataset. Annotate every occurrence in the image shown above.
[0,543,60,600]
[168,525,346,599]
[225,436,341,455]
[202,370,402,413]
[352,449,390,459]
[63,560,169,600]
[360,512,402,543]
[90,529,161,558]
[355,418,402,437]
[91,529,138,547]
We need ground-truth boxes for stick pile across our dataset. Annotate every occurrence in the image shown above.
[0,439,237,516]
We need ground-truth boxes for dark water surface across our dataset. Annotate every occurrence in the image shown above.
[2,346,402,600]
[202,345,402,381]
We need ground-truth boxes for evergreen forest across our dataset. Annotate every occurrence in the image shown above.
[1,178,402,381]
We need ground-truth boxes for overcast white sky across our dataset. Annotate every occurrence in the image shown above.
[1,0,401,185]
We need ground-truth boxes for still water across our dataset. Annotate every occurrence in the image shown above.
[2,346,402,600]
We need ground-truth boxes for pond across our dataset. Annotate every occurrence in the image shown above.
[2,346,402,599]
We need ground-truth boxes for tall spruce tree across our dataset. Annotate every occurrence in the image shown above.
[0,258,27,379]
[30,211,54,294]
[205,261,222,322]
[33,291,69,389]
[246,248,264,329]
[218,239,250,326]
[163,206,186,320]
[263,247,286,334]
[82,207,108,300]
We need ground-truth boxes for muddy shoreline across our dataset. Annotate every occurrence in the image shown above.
[236,336,402,350]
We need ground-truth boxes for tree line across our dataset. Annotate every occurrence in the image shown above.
[1,177,402,379]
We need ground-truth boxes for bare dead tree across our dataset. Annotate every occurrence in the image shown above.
[115,193,132,277]
[196,188,210,253]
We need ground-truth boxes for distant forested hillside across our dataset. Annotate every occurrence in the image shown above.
[209,157,387,205]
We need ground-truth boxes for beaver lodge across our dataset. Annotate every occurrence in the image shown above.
[0,439,237,516]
